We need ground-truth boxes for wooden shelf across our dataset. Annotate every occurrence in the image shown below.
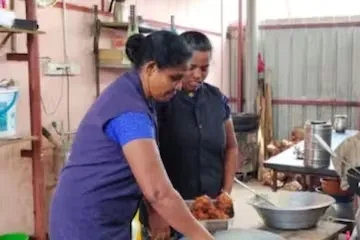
[0,26,45,50]
[99,63,131,69]
[98,48,132,69]
[93,5,155,97]
[0,26,45,34]
[0,135,38,147]
[99,21,157,34]
[6,53,28,61]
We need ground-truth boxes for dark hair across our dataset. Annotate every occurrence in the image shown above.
[180,31,212,52]
[125,30,192,69]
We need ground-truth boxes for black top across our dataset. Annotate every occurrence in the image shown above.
[139,83,230,227]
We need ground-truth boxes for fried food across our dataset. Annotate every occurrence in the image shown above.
[207,208,229,220]
[190,193,233,221]
[192,195,212,211]
[191,209,209,220]
[215,192,233,212]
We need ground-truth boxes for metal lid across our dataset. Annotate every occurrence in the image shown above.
[334,114,348,119]
[305,120,332,128]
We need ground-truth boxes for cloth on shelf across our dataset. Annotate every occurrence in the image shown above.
[332,132,360,190]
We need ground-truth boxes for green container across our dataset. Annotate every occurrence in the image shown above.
[0,233,29,240]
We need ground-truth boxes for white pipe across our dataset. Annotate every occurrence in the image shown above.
[244,0,258,112]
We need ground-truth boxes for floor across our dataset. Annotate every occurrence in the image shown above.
[230,180,271,229]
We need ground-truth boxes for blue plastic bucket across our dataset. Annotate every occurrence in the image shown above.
[0,87,18,138]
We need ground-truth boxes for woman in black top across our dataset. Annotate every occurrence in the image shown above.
[142,31,239,240]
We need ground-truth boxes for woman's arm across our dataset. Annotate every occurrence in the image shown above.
[221,96,239,194]
[105,112,213,240]
[223,118,239,193]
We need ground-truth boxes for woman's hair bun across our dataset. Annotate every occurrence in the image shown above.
[125,33,145,65]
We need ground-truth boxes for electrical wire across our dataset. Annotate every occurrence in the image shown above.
[42,0,71,138]
[41,59,65,116]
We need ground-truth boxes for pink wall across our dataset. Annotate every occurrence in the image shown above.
[0,0,238,234]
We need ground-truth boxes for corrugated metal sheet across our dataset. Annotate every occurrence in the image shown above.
[228,20,360,139]
[261,25,360,139]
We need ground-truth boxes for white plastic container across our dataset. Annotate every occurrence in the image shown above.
[0,87,19,138]
[0,9,16,28]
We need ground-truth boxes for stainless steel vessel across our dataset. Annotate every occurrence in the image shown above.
[248,191,335,230]
[213,229,285,240]
[304,120,332,168]
[180,229,285,240]
[333,114,348,133]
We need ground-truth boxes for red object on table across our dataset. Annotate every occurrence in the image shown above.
[0,0,6,8]
[258,53,265,73]
[346,230,351,240]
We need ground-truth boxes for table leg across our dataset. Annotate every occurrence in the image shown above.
[300,174,306,190]
[272,170,278,192]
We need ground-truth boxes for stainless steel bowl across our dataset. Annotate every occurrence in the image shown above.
[180,229,285,240]
[248,191,335,230]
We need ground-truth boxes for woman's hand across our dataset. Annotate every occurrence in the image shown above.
[149,210,170,240]
[123,139,213,239]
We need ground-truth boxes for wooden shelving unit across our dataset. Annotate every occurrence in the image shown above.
[0,26,45,34]
[0,135,38,147]
[1,1,46,239]
[99,21,155,33]
[98,62,132,69]
[93,5,156,96]
[0,26,44,50]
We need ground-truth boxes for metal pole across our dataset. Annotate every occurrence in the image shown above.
[237,0,243,112]
[244,0,258,112]
[25,0,45,239]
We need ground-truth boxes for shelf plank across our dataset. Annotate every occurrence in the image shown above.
[6,53,28,61]
[0,26,45,34]
[0,135,38,147]
[99,62,132,69]
[99,21,156,34]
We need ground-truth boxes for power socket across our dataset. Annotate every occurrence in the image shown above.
[43,62,80,76]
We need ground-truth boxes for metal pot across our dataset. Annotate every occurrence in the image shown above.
[320,178,352,196]
[333,114,348,133]
[180,229,285,240]
[109,0,126,22]
[248,191,335,230]
[304,120,332,168]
